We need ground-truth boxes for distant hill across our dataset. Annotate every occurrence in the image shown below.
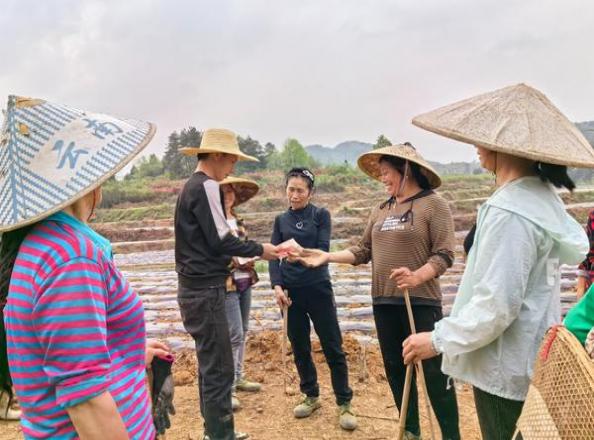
[306,141,372,165]
[428,161,482,175]
[306,140,481,174]
[577,121,594,147]
[306,121,594,175]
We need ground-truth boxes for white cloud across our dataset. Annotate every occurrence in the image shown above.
[1,0,593,166]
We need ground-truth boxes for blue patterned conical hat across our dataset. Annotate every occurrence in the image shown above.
[0,95,156,232]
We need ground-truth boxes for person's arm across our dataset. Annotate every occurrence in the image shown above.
[391,197,456,288]
[66,392,128,440]
[267,216,291,307]
[32,258,127,438]
[297,209,375,268]
[269,216,283,288]
[316,208,331,252]
[196,180,276,259]
[344,208,375,265]
[390,263,438,289]
[576,276,588,300]
[426,197,456,274]
[576,210,594,298]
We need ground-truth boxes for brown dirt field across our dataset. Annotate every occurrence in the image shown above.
[0,332,481,440]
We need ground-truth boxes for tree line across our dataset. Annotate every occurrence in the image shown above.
[126,127,320,180]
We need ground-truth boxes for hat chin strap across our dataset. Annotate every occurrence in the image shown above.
[396,161,409,201]
[87,190,97,223]
[492,152,499,182]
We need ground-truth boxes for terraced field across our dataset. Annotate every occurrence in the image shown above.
[2,176,591,440]
[116,241,582,353]
[96,176,593,351]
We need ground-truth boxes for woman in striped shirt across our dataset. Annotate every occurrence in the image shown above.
[298,144,460,440]
[0,95,168,439]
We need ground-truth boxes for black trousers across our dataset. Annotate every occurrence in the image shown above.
[473,387,524,440]
[287,281,353,405]
[178,285,235,440]
[373,304,460,440]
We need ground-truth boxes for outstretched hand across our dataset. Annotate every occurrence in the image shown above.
[261,243,280,261]
[292,248,330,268]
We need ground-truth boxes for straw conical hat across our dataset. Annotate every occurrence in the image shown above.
[179,128,258,162]
[0,95,155,232]
[412,83,594,168]
[220,176,259,205]
[357,143,441,189]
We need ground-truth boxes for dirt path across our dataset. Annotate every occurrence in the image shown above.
[0,332,481,440]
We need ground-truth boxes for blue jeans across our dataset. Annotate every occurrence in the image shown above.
[225,288,252,383]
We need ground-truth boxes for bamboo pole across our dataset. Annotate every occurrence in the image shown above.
[397,363,414,440]
[281,301,289,394]
[403,288,436,440]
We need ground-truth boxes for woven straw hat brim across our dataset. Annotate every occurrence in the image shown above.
[412,83,594,168]
[179,128,258,162]
[0,95,156,232]
[357,144,442,189]
[220,176,259,205]
[179,146,258,162]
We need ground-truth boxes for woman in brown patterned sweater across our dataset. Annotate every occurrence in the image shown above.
[298,143,460,440]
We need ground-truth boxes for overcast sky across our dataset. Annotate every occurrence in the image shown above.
[1,0,593,165]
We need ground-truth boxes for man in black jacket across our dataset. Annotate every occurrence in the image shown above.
[175,128,278,440]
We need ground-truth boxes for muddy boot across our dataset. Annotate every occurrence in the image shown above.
[203,405,235,440]
[293,396,321,418]
[338,402,357,431]
[235,377,261,392]
[0,391,20,421]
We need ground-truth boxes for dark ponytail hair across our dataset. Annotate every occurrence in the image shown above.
[0,225,34,404]
[379,155,432,190]
[534,162,575,191]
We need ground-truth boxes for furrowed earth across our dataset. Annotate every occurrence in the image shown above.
[2,174,589,439]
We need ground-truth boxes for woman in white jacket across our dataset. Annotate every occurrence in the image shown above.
[402,84,593,440]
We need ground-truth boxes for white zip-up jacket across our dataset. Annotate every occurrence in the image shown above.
[433,176,588,400]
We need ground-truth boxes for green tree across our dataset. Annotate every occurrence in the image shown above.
[373,134,392,150]
[234,136,267,174]
[263,142,277,168]
[162,127,201,178]
[162,131,181,176]
[133,154,164,178]
[124,165,138,180]
[264,142,276,157]
[267,138,317,170]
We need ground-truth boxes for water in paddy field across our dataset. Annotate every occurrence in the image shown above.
[115,243,582,352]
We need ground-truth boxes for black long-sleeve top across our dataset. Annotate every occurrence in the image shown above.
[269,203,331,289]
[175,171,263,289]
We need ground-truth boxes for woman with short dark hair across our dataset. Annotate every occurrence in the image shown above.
[269,167,357,431]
